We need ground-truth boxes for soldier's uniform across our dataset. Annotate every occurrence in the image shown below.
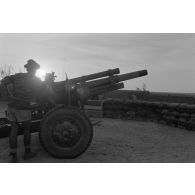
[1,59,43,162]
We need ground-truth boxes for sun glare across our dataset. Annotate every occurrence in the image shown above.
[36,69,46,81]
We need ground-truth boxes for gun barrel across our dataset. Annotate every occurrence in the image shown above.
[53,69,148,104]
[55,68,120,87]
[86,69,148,88]
[117,69,147,82]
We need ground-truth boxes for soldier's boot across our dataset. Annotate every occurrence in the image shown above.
[23,148,36,160]
[10,152,18,163]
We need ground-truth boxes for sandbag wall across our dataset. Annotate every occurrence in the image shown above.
[103,99,195,130]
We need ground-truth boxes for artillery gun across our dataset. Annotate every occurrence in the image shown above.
[0,68,148,159]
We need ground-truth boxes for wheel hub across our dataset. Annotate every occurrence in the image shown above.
[52,119,81,147]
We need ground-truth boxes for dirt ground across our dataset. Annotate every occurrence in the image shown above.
[1,118,195,163]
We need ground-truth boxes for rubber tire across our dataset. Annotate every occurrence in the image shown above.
[39,105,93,159]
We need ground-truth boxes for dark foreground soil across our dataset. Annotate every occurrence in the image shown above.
[1,118,195,163]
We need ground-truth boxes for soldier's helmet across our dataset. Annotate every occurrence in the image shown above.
[24,59,40,69]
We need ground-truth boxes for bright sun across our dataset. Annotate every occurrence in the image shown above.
[36,69,46,81]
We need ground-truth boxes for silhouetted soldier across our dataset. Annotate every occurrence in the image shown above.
[2,59,45,162]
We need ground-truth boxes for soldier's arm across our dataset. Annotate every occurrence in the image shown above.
[6,84,14,97]
[1,75,13,85]
[1,75,14,97]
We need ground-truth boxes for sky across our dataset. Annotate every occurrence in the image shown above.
[0,33,195,93]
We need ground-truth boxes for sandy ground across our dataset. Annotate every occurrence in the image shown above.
[1,118,195,163]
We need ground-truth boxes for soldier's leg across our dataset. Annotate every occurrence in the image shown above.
[9,121,18,162]
[23,120,31,151]
[23,120,36,160]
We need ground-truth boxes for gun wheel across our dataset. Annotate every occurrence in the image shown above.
[39,106,93,158]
